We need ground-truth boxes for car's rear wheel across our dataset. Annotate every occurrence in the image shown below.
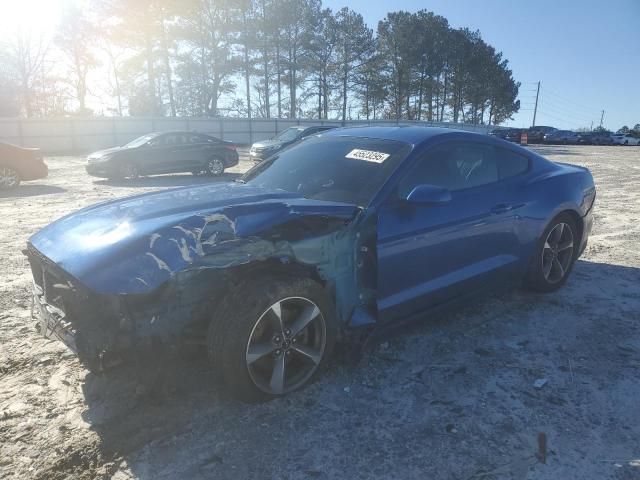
[205,157,225,176]
[0,166,20,188]
[525,214,578,292]
[207,275,337,402]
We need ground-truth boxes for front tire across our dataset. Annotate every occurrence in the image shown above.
[110,162,139,180]
[204,157,225,176]
[524,214,578,292]
[207,275,337,402]
[0,166,20,188]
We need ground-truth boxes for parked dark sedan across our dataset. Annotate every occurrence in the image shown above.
[85,131,239,179]
[527,126,557,144]
[504,128,525,143]
[543,130,580,144]
[577,132,614,145]
[0,142,48,189]
[249,125,337,161]
[27,126,595,402]
[488,128,516,141]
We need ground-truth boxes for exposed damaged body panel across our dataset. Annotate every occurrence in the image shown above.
[27,182,369,369]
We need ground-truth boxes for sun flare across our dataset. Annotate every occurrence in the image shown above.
[0,0,67,36]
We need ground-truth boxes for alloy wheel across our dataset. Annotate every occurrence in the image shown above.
[245,297,326,395]
[121,163,139,179]
[207,158,224,176]
[541,222,574,284]
[0,167,20,188]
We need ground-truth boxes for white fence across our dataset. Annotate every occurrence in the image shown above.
[0,117,496,154]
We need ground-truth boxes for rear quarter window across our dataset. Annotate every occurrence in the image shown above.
[495,147,529,180]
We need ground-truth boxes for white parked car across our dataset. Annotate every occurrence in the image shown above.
[612,133,640,145]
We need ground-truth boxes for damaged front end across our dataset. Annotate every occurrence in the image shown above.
[25,183,371,371]
[27,245,130,371]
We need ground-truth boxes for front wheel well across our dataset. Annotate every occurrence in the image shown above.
[181,259,326,343]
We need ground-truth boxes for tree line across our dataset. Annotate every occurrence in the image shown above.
[0,0,521,125]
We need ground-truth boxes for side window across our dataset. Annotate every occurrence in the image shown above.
[186,134,204,144]
[495,147,529,179]
[397,142,498,198]
[148,135,165,147]
[162,134,180,146]
[301,127,317,138]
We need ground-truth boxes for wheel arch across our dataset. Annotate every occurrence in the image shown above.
[181,258,329,337]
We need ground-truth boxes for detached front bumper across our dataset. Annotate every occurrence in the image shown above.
[25,245,130,371]
[33,288,78,354]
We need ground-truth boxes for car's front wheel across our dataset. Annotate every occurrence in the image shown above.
[0,166,20,189]
[110,162,139,180]
[525,214,578,292]
[207,275,337,402]
[204,157,225,176]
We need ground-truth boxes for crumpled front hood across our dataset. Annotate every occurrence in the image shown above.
[28,182,359,294]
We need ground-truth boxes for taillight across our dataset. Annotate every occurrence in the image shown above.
[224,144,237,151]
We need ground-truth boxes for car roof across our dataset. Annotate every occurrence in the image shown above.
[322,125,479,145]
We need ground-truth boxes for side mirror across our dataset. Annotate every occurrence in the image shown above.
[404,184,451,206]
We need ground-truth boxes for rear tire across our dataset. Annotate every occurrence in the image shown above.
[207,275,337,402]
[524,213,578,292]
[0,166,20,188]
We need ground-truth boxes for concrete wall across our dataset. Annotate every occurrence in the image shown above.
[0,117,496,154]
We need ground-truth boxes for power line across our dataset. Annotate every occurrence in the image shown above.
[537,98,594,124]
[539,87,602,114]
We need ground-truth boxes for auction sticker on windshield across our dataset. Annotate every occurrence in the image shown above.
[345,149,390,163]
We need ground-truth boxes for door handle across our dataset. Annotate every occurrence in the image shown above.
[490,203,513,214]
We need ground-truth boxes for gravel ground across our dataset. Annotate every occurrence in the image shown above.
[1,145,639,480]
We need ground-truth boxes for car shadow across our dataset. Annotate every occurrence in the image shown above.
[0,184,67,199]
[72,259,640,479]
[94,172,241,188]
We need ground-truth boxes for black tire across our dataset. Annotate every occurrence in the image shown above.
[207,275,337,402]
[524,213,578,292]
[110,162,139,180]
[204,157,225,176]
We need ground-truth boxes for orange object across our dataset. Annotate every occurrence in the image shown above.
[520,132,528,145]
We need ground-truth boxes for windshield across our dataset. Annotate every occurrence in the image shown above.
[241,136,412,206]
[123,134,160,148]
[274,127,304,142]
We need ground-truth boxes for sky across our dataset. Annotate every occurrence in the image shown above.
[324,0,640,130]
[1,0,638,130]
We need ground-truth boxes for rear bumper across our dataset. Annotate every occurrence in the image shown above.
[225,152,240,167]
[20,162,48,181]
[578,208,594,257]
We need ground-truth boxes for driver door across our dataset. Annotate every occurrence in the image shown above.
[376,141,522,322]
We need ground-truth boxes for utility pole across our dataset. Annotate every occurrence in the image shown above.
[532,81,540,127]
[599,110,604,129]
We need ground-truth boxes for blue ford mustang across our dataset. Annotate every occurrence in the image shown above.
[26,127,595,401]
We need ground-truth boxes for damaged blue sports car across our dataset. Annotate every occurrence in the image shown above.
[26,127,595,401]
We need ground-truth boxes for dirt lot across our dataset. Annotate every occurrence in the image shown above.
[1,145,639,480]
